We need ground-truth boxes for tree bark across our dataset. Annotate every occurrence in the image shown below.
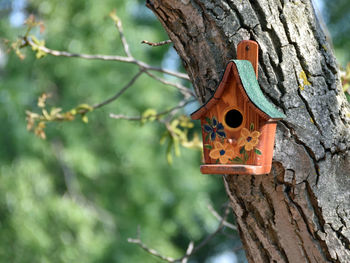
[147,0,350,262]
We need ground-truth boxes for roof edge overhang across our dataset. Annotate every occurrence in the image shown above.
[191,61,235,120]
[191,60,285,121]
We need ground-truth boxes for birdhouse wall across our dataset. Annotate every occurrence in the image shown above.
[200,77,274,168]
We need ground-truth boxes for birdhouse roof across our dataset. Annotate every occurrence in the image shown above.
[191,60,286,120]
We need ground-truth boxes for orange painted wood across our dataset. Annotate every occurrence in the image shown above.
[237,40,259,78]
[200,164,271,175]
[191,63,235,120]
[192,40,279,175]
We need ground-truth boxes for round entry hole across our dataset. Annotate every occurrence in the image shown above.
[225,109,243,129]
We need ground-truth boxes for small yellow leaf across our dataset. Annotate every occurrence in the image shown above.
[76,104,93,112]
[50,107,62,116]
[82,115,88,123]
[142,109,157,123]
[38,93,48,108]
[37,121,46,129]
[42,109,50,120]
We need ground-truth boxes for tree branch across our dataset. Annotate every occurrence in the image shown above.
[207,204,237,230]
[141,39,172,47]
[92,70,143,110]
[110,10,133,58]
[23,36,189,80]
[127,238,176,262]
[109,99,195,121]
[144,70,195,98]
[128,203,234,262]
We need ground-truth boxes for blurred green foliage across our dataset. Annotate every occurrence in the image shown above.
[1,0,349,262]
[322,0,350,66]
[0,0,241,262]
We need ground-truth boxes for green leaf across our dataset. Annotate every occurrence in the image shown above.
[244,151,249,162]
[142,108,157,123]
[174,138,181,157]
[205,117,212,125]
[76,104,93,112]
[250,123,254,131]
[345,92,350,103]
[205,133,210,142]
[233,157,243,163]
[166,139,173,165]
[239,146,245,154]
[160,131,169,145]
[215,159,219,164]
[204,144,212,149]
[254,148,262,155]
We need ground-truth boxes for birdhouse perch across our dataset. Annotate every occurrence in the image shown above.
[191,40,285,175]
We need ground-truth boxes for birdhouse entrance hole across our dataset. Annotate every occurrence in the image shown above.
[224,109,243,129]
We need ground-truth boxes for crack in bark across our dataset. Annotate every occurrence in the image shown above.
[305,181,340,262]
[280,121,322,185]
[330,224,350,252]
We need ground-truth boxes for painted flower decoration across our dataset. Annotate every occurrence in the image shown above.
[209,141,236,164]
[204,116,226,141]
[237,128,261,151]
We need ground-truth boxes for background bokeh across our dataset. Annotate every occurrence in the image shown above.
[0,0,349,262]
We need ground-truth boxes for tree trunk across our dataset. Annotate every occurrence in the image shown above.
[147,0,350,262]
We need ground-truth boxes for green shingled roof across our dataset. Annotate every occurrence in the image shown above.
[232,60,286,120]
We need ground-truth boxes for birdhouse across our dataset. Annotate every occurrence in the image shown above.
[191,40,285,175]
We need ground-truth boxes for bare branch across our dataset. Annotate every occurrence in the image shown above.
[144,70,195,98]
[110,11,133,58]
[129,204,234,263]
[190,205,231,254]
[181,242,194,263]
[233,245,244,252]
[108,114,144,121]
[23,37,190,80]
[109,99,195,121]
[127,238,176,262]
[141,40,172,47]
[135,60,189,80]
[207,204,237,230]
[92,70,143,109]
[24,36,134,62]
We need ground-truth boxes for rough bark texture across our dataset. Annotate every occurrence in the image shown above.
[147,0,350,262]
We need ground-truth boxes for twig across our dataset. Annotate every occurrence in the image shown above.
[92,70,143,109]
[181,242,194,263]
[233,245,243,252]
[128,204,233,263]
[207,204,237,230]
[127,238,176,262]
[109,99,195,121]
[110,11,132,58]
[135,60,189,80]
[190,205,231,254]
[141,40,172,47]
[144,70,195,99]
[23,36,189,80]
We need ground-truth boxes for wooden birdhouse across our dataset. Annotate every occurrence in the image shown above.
[191,40,285,175]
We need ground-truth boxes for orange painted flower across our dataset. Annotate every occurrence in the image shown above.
[209,141,236,164]
[237,128,260,151]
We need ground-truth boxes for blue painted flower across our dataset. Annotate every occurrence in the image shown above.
[204,116,226,141]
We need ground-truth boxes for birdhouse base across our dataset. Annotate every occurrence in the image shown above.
[200,164,271,175]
